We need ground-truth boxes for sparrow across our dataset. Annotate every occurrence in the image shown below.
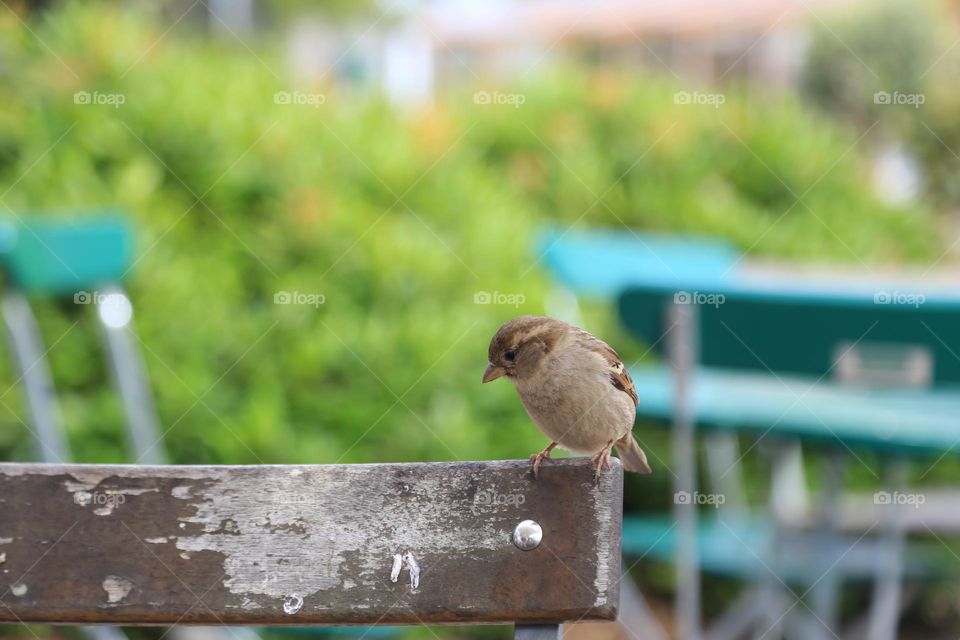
[483,315,652,481]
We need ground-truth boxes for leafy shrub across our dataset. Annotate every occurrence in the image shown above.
[0,3,940,472]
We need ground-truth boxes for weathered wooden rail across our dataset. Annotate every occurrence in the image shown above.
[0,459,622,634]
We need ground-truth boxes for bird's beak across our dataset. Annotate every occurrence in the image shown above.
[482,363,506,384]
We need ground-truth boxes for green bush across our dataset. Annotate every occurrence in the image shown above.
[801,0,938,129]
[0,3,940,469]
[800,0,960,209]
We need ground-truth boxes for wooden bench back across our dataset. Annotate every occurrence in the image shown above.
[0,459,622,627]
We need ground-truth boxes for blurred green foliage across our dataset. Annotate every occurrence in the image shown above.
[802,0,938,129]
[802,0,960,208]
[0,2,941,471]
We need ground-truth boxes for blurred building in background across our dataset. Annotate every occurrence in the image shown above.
[286,0,861,106]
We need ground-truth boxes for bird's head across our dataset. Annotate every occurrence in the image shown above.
[482,316,565,384]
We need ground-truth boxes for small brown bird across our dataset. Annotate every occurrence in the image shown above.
[483,315,652,480]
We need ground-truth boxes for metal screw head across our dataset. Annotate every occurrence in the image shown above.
[512,520,543,550]
[282,594,303,615]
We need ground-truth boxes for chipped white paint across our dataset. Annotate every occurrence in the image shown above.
[402,552,420,590]
[172,486,192,500]
[173,465,507,601]
[289,469,303,477]
[389,551,421,590]
[102,576,134,603]
[10,583,27,597]
[145,537,168,544]
[590,461,619,608]
[282,594,303,615]
[0,553,6,564]
[73,491,93,506]
[67,479,154,516]
[0,537,12,545]
[389,554,402,582]
[65,478,157,496]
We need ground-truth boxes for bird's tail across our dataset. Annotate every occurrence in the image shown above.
[616,433,652,474]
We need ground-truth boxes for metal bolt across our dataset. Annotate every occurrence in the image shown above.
[283,594,303,615]
[512,520,543,551]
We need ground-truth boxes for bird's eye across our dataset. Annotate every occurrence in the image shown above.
[505,350,517,362]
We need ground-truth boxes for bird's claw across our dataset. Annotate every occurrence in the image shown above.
[591,442,614,484]
[529,443,558,479]
[529,452,549,479]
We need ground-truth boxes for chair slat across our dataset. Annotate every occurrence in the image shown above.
[0,459,622,626]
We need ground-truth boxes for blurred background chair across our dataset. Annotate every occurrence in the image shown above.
[541,227,960,640]
[0,214,403,640]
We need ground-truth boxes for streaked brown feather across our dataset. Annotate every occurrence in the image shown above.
[570,326,639,406]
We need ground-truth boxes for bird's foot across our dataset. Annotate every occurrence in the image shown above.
[529,442,558,479]
[591,441,615,484]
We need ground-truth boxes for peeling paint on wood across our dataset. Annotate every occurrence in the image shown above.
[390,554,403,582]
[402,552,421,590]
[102,576,134,603]
[0,459,622,626]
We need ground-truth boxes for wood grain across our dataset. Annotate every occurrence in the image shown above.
[0,459,622,626]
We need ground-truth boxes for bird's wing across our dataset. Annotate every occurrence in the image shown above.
[605,350,639,406]
[574,329,639,406]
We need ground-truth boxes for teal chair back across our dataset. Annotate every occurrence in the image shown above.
[618,285,960,387]
[0,215,132,294]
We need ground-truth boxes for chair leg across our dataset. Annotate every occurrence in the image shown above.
[809,453,844,640]
[619,572,670,640]
[0,290,70,463]
[514,624,562,639]
[866,459,908,640]
[704,432,748,515]
[768,442,809,525]
[704,587,765,640]
[94,286,167,464]
[668,301,702,640]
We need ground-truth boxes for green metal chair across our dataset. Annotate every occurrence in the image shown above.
[539,227,960,640]
[618,285,958,640]
[0,215,167,466]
